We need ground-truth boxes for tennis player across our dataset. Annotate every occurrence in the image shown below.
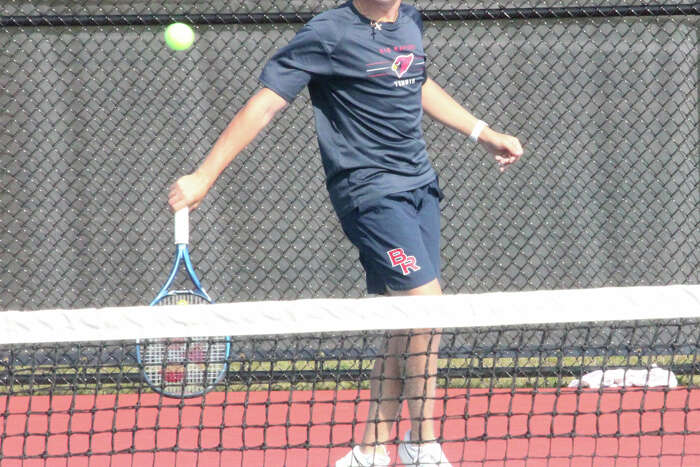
[168,0,523,465]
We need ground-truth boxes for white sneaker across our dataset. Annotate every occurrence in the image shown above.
[397,431,452,467]
[335,445,391,467]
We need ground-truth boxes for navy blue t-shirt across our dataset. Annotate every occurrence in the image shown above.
[260,1,436,217]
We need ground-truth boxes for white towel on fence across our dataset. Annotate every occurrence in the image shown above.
[568,364,678,389]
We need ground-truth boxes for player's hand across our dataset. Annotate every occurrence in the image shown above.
[168,172,211,212]
[480,129,524,172]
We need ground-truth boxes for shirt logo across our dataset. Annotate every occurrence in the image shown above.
[365,49,425,80]
[387,248,421,275]
[391,53,415,78]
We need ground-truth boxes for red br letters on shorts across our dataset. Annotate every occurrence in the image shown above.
[387,248,421,275]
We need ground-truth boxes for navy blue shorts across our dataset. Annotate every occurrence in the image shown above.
[339,179,443,295]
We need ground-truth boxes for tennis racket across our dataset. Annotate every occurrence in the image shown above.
[136,208,229,398]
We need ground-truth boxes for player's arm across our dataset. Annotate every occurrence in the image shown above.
[421,77,523,172]
[169,88,288,212]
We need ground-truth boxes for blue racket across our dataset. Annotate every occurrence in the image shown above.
[136,208,230,398]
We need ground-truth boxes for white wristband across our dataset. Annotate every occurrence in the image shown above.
[469,120,488,143]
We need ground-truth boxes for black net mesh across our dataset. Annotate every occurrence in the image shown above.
[0,3,698,310]
[1,312,699,464]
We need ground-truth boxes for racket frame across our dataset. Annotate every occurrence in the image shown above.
[149,243,212,306]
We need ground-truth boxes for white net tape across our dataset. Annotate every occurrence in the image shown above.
[2,285,699,344]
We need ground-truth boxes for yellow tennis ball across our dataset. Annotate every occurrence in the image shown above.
[164,23,195,51]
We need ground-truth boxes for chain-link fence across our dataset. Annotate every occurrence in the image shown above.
[1,2,698,310]
[1,2,697,15]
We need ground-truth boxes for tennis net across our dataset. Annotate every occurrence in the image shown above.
[1,285,699,466]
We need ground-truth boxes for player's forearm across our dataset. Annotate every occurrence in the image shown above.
[421,78,493,141]
[422,78,523,171]
[195,89,286,186]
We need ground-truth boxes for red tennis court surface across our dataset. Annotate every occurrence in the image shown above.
[2,387,699,466]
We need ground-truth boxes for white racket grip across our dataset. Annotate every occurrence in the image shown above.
[174,208,189,245]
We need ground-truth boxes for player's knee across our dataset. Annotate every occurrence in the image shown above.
[386,278,442,296]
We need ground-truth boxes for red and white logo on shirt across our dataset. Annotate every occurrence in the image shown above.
[387,248,421,275]
[365,49,424,81]
[391,53,415,78]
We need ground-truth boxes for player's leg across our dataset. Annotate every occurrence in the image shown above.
[336,182,442,466]
[386,278,442,444]
[358,332,403,453]
[398,180,445,444]
[394,182,451,465]
[359,278,442,455]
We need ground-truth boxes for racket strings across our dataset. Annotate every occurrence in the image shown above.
[142,293,227,396]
